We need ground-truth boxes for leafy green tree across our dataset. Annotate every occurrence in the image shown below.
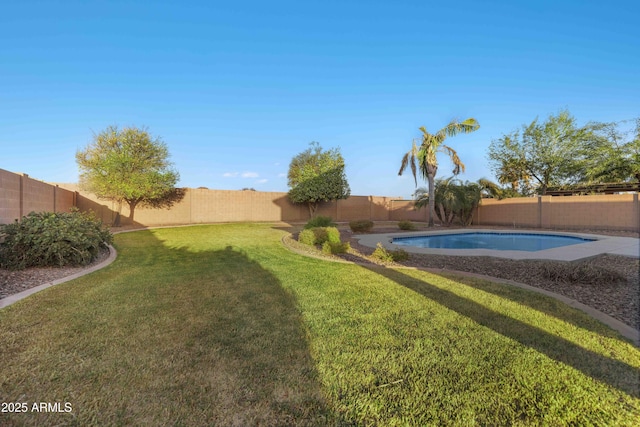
[579,118,640,184]
[287,142,350,217]
[76,125,181,224]
[399,118,480,227]
[488,110,590,195]
[494,153,532,194]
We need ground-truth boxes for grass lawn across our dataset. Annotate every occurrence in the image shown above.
[1,223,638,426]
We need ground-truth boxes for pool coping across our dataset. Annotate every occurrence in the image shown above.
[355,229,640,261]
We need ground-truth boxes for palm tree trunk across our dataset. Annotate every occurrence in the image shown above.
[428,174,436,227]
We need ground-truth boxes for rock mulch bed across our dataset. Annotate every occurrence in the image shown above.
[0,247,111,300]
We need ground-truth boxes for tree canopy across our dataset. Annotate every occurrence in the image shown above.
[578,118,640,184]
[287,142,350,217]
[76,125,182,224]
[488,110,589,195]
[488,111,640,196]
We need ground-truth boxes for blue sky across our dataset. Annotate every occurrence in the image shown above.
[1,0,638,199]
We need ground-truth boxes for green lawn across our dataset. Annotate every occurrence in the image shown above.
[1,223,638,426]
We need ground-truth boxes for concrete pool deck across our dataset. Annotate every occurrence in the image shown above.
[355,229,640,261]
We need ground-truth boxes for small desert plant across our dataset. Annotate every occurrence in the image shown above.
[540,262,627,285]
[0,210,113,270]
[304,215,335,229]
[371,242,410,263]
[349,220,374,233]
[322,241,351,255]
[397,220,416,230]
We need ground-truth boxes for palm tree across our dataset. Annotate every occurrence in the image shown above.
[496,157,530,192]
[414,178,458,226]
[399,118,480,227]
[477,177,503,199]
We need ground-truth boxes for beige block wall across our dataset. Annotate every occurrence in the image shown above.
[0,169,21,224]
[71,190,409,226]
[74,188,312,226]
[0,169,76,224]
[474,197,540,228]
[474,194,639,231]
[389,200,429,222]
[2,167,638,231]
[55,185,75,214]
[68,191,640,232]
[545,194,638,231]
[336,196,375,221]
[22,176,55,214]
[370,196,391,221]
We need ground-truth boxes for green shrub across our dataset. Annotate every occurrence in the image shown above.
[325,226,341,244]
[298,226,341,246]
[390,248,410,262]
[349,220,374,233]
[311,227,329,244]
[304,216,335,229]
[398,220,416,230]
[0,210,113,270]
[371,242,410,263]
[298,229,317,246]
[322,241,351,255]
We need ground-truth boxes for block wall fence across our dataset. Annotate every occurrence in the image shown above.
[1,168,638,232]
[62,184,427,226]
[473,195,639,232]
[0,169,76,224]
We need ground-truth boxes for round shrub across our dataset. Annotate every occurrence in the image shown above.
[304,216,335,229]
[324,226,341,244]
[349,220,374,233]
[322,241,351,255]
[0,210,113,270]
[371,242,410,263]
[312,227,329,244]
[298,226,342,247]
[298,229,317,246]
[398,220,416,231]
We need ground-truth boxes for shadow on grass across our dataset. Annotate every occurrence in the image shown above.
[330,239,635,341]
[0,230,344,426]
[434,270,634,341]
[360,264,640,398]
[163,244,341,425]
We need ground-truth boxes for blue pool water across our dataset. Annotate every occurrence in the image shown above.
[392,232,595,252]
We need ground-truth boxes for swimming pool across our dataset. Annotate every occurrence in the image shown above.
[392,232,595,252]
[355,229,638,261]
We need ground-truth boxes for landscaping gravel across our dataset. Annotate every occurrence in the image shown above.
[0,247,111,300]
